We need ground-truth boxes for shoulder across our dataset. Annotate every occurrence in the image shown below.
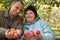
[35,19,51,30]
[36,19,48,24]
[0,9,7,15]
[39,19,48,24]
[0,10,4,16]
[0,9,7,13]
[35,19,49,26]
[0,10,4,14]
[0,10,3,12]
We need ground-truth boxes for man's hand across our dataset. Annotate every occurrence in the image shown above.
[5,28,16,39]
[5,28,23,39]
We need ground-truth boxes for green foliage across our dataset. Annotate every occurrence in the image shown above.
[0,3,5,10]
[0,0,13,8]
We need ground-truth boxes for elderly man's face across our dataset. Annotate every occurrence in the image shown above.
[10,2,24,16]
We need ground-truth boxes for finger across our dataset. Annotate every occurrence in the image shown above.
[6,35,14,39]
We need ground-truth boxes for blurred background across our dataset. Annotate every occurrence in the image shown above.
[0,0,60,38]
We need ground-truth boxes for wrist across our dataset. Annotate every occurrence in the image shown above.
[36,35,42,40]
[5,29,9,36]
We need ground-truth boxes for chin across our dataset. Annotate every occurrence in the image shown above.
[27,19,31,21]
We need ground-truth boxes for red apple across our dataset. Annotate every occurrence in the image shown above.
[16,30,22,36]
[14,32,18,38]
[35,30,40,35]
[24,32,29,37]
[29,31,35,37]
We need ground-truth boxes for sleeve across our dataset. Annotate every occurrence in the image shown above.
[11,16,24,30]
[41,21,55,40]
[15,16,24,38]
[0,10,7,38]
[0,28,7,38]
[16,16,23,30]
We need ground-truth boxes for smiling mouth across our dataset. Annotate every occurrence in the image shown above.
[27,17,31,19]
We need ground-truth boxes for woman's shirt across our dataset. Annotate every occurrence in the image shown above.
[19,17,55,40]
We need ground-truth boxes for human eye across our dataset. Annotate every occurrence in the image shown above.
[16,7,19,9]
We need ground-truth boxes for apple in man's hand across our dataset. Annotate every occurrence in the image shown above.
[14,32,18,38]
[13,30,22,39]
[16,30,22,36]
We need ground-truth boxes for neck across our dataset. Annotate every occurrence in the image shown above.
[26,20,33,24]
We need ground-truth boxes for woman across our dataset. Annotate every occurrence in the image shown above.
[18,5,55,40]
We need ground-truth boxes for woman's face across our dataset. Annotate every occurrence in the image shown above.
[25,10,35,23]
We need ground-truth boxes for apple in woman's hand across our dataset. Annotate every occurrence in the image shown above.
[24,32,29,37]
[29,31,35,37]
[35,30,40,35]
[24,32,30,40]
[34,30,42,40]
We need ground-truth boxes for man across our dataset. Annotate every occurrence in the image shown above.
[0,0,24,40]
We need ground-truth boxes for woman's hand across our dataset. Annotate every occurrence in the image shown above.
[24,32,30,40]
[34,30,42,40]
[24,30,42,40]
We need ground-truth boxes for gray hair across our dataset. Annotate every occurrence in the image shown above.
[13,0,24,5]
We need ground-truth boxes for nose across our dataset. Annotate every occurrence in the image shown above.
[16,9,20,13]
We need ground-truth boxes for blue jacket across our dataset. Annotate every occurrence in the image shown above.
[18,17,55,40]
